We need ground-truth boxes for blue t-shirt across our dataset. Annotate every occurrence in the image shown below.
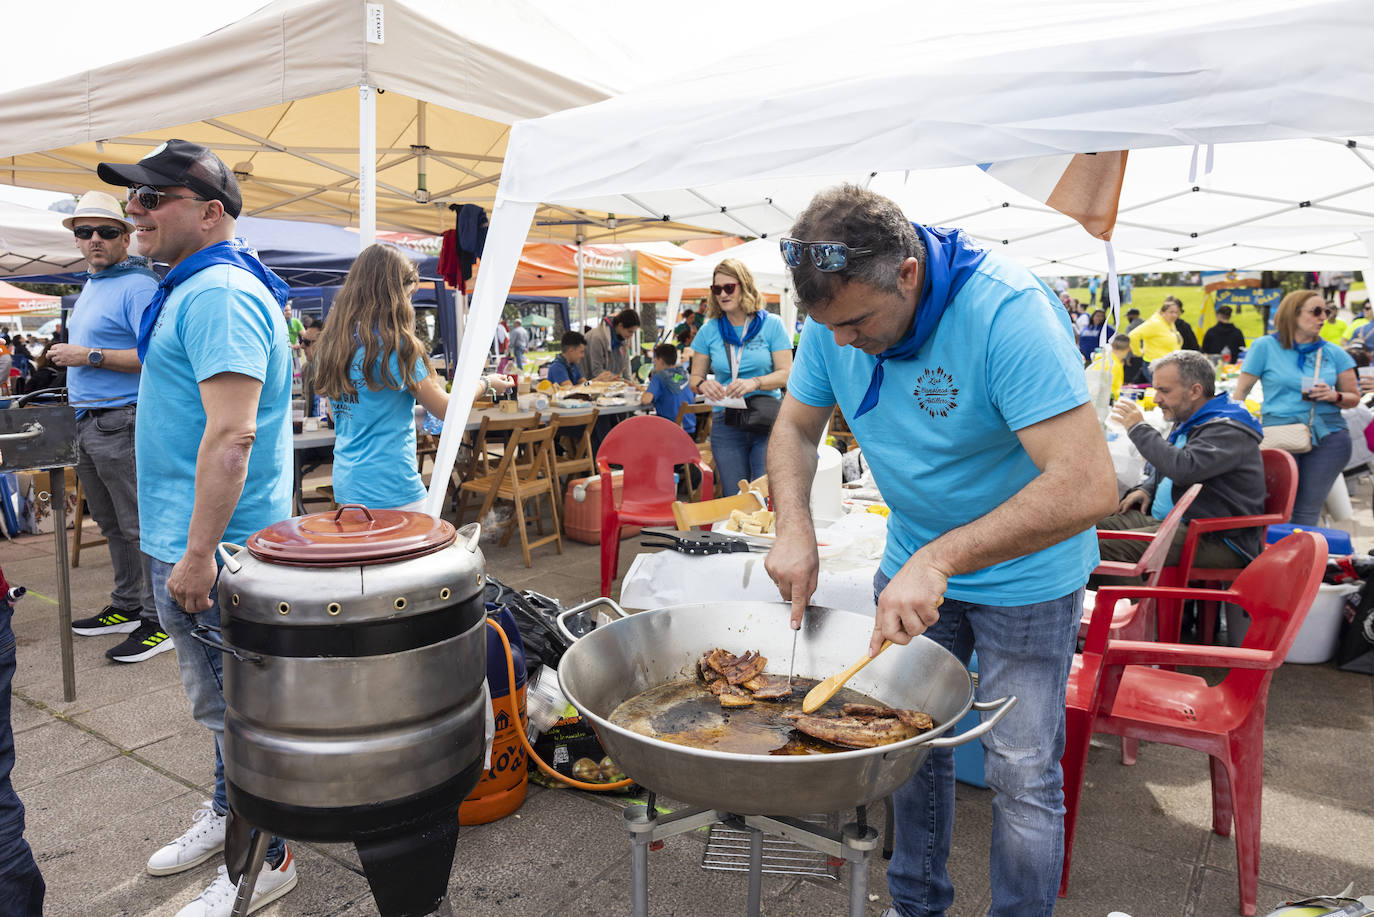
[647,366,696,434]
[546,354,583,386]
[1149,432,1186,521]
[66,260,158,417]
[788,256,1099,605]
[690,312,792,412]
[136,263,292,563]
[1241,335,1355,437]
[330,350,428,509]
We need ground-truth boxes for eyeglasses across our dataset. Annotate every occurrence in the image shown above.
[1306,306,1327,316]
[72,225,123,240]
[710,282,738,296]
[779,237,874,272]
[126,185,207,210]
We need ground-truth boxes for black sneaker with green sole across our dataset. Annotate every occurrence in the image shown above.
[107,620,175,663]
[71,605,143,636]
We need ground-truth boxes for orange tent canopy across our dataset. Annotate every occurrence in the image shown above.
[0,281,60,317]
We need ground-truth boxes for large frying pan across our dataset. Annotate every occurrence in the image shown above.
[556,600,1015,816]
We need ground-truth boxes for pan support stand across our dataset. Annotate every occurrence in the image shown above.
[624,797,880,917]
[229,828,271,917]
[48,470,75,702]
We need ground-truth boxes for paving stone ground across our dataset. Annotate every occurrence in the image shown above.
[4,468,1372,916]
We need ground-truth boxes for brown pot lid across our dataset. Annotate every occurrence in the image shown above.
[247,505,457,566]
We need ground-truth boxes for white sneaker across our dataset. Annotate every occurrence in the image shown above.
[174,847,297,917]
[147,801,227,876]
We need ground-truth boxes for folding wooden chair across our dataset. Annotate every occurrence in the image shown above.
[828,405,857,451]
[458,425,564,567]
[671,476,769,530]
[548,408,600,488]
[69,479,107,568]
[451,414,533,518]
[675,402,717,500]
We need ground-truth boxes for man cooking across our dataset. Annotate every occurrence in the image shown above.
[765,185,1116,917]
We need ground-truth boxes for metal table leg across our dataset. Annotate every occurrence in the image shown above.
[49,469,75,702]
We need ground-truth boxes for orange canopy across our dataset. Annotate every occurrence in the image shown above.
[0,281,60,317]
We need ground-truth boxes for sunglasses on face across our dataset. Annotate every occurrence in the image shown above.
[779,237,874,272]
[73,225,123,240]
[1307,306,1327,316]
[126,184,208,211]
[710,282,738,296]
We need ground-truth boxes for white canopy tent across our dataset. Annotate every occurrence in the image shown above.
[422,0,1374,514]
[0,201,83,278]
[666,238,797,336]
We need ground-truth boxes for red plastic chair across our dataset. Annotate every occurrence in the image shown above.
[1165,448,1298,644]
[597,415,714,598]
[1060,531,1326,914]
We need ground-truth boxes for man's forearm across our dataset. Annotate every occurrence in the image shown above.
[184,429,255,558]
[920,457,1113,580]
[100,347,142,373]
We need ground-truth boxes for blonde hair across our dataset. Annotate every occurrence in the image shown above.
[313,244,430,398]
[705,258,765,319]
[1273,289,1323,350]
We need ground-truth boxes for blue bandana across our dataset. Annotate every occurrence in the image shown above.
[852,223,988,418]
[136,240,289,362]
[86,256,159,284]
[718,311,764,350]
[1168,393,1263,445]
[1290,337,1325,371]
[605,316,623,351]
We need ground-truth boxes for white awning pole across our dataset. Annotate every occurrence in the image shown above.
[359,84,376,247]
[576,239,586,330]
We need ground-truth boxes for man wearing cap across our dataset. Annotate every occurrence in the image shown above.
[765,184,1116,917]
[45,192,173,664]
[98,139,298,915]
[508,317,530,372]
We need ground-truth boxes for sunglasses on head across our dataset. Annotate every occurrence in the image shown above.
[126,184,208,211]
[73,225,123,240]
[710,282,738,296]
[779,237,874,272]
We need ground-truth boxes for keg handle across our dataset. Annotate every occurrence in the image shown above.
[333,503,375,523]
[456,522,481,553]
[555,596,629,644]
[217,542,248,574]
[190,623,264,666]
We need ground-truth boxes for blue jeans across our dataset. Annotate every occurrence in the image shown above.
[710,420,769,496]
[874,570,1082,917]
[1292,427,1351,526]
[0,600,45,915]
[149,558,284,862]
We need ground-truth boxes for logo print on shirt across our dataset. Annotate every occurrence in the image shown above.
[913,367,958,417]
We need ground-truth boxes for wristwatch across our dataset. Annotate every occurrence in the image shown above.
[87,348,104,367]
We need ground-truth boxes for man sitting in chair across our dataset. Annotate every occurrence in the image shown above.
[1097,350,1266,580]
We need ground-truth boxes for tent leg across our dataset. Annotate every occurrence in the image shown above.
[359,84,376,247]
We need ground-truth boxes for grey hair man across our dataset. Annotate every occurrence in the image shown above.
[1099,349,1266,578]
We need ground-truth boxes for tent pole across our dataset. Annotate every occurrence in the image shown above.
[576,238,586,331]
[359,84,376,247]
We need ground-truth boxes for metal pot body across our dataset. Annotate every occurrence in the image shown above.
[557,601,1014,816]
[216,538,489,839]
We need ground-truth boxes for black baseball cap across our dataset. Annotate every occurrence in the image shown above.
[97,139,242,218]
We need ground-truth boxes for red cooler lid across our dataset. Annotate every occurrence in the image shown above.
[247,505,457,566]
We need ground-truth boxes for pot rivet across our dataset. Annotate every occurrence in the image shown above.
[277,602,290,615]
[231,594,240,606]
[327,602,342,616]
[439,587,451,600]
[394,597,407,610]
[475,574,483,587]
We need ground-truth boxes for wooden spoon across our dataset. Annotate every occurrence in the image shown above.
[802,597,942,714]
[801,641,893,713]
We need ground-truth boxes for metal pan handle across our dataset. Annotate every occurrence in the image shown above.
[217,542,248,574]
[190,623,264,666]
[922,695,1018,748]
[555,596,629,644]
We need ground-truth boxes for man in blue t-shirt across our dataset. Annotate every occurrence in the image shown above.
[764,185,1117,916]
[45,191,170,665]
[98,140,299,911]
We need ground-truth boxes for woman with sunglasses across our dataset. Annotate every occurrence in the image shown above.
[1234,289,1358,524]
[314,244,507,510]
[688,259,793,495]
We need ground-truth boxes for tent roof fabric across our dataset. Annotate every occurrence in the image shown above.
[0,201,85,278]
[0,0,721,241]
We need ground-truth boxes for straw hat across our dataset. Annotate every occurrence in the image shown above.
[62,191,134,232]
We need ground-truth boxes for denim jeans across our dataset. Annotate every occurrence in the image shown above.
[149,557,285,862]
[874,570,1082,917]
[0,601,45,915]
[710,420,770,496]
[1291,427,1351,526]
[77,407,156,623]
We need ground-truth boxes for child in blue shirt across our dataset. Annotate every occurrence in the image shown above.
[546,331,586,386]
[640,343,696,434]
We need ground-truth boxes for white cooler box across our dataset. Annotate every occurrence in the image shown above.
[1286,582,1359,664]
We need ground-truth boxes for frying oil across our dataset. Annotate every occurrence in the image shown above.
[608,677,882,756]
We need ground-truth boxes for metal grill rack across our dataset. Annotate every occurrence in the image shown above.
[702,813,841,880]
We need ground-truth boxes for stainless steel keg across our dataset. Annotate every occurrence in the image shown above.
[206,505,489,916]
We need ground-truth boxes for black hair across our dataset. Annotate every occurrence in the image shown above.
[653,343,678,365]
[560,331,586,350]
[1215,305,1233,318]
[787,184,923,309]
[613,308,641,330]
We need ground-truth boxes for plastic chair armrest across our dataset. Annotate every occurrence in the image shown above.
[1177,513,1284,581]
[1096,530,1157,542]
[1082,585,1239,654]
[1092,560,1144,579]
[1101,640,1276,671]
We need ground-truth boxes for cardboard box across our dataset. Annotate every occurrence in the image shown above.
[16,469,78,534]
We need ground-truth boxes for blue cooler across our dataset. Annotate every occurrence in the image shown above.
[954,652,987,788]
[1266,523,1352,555]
